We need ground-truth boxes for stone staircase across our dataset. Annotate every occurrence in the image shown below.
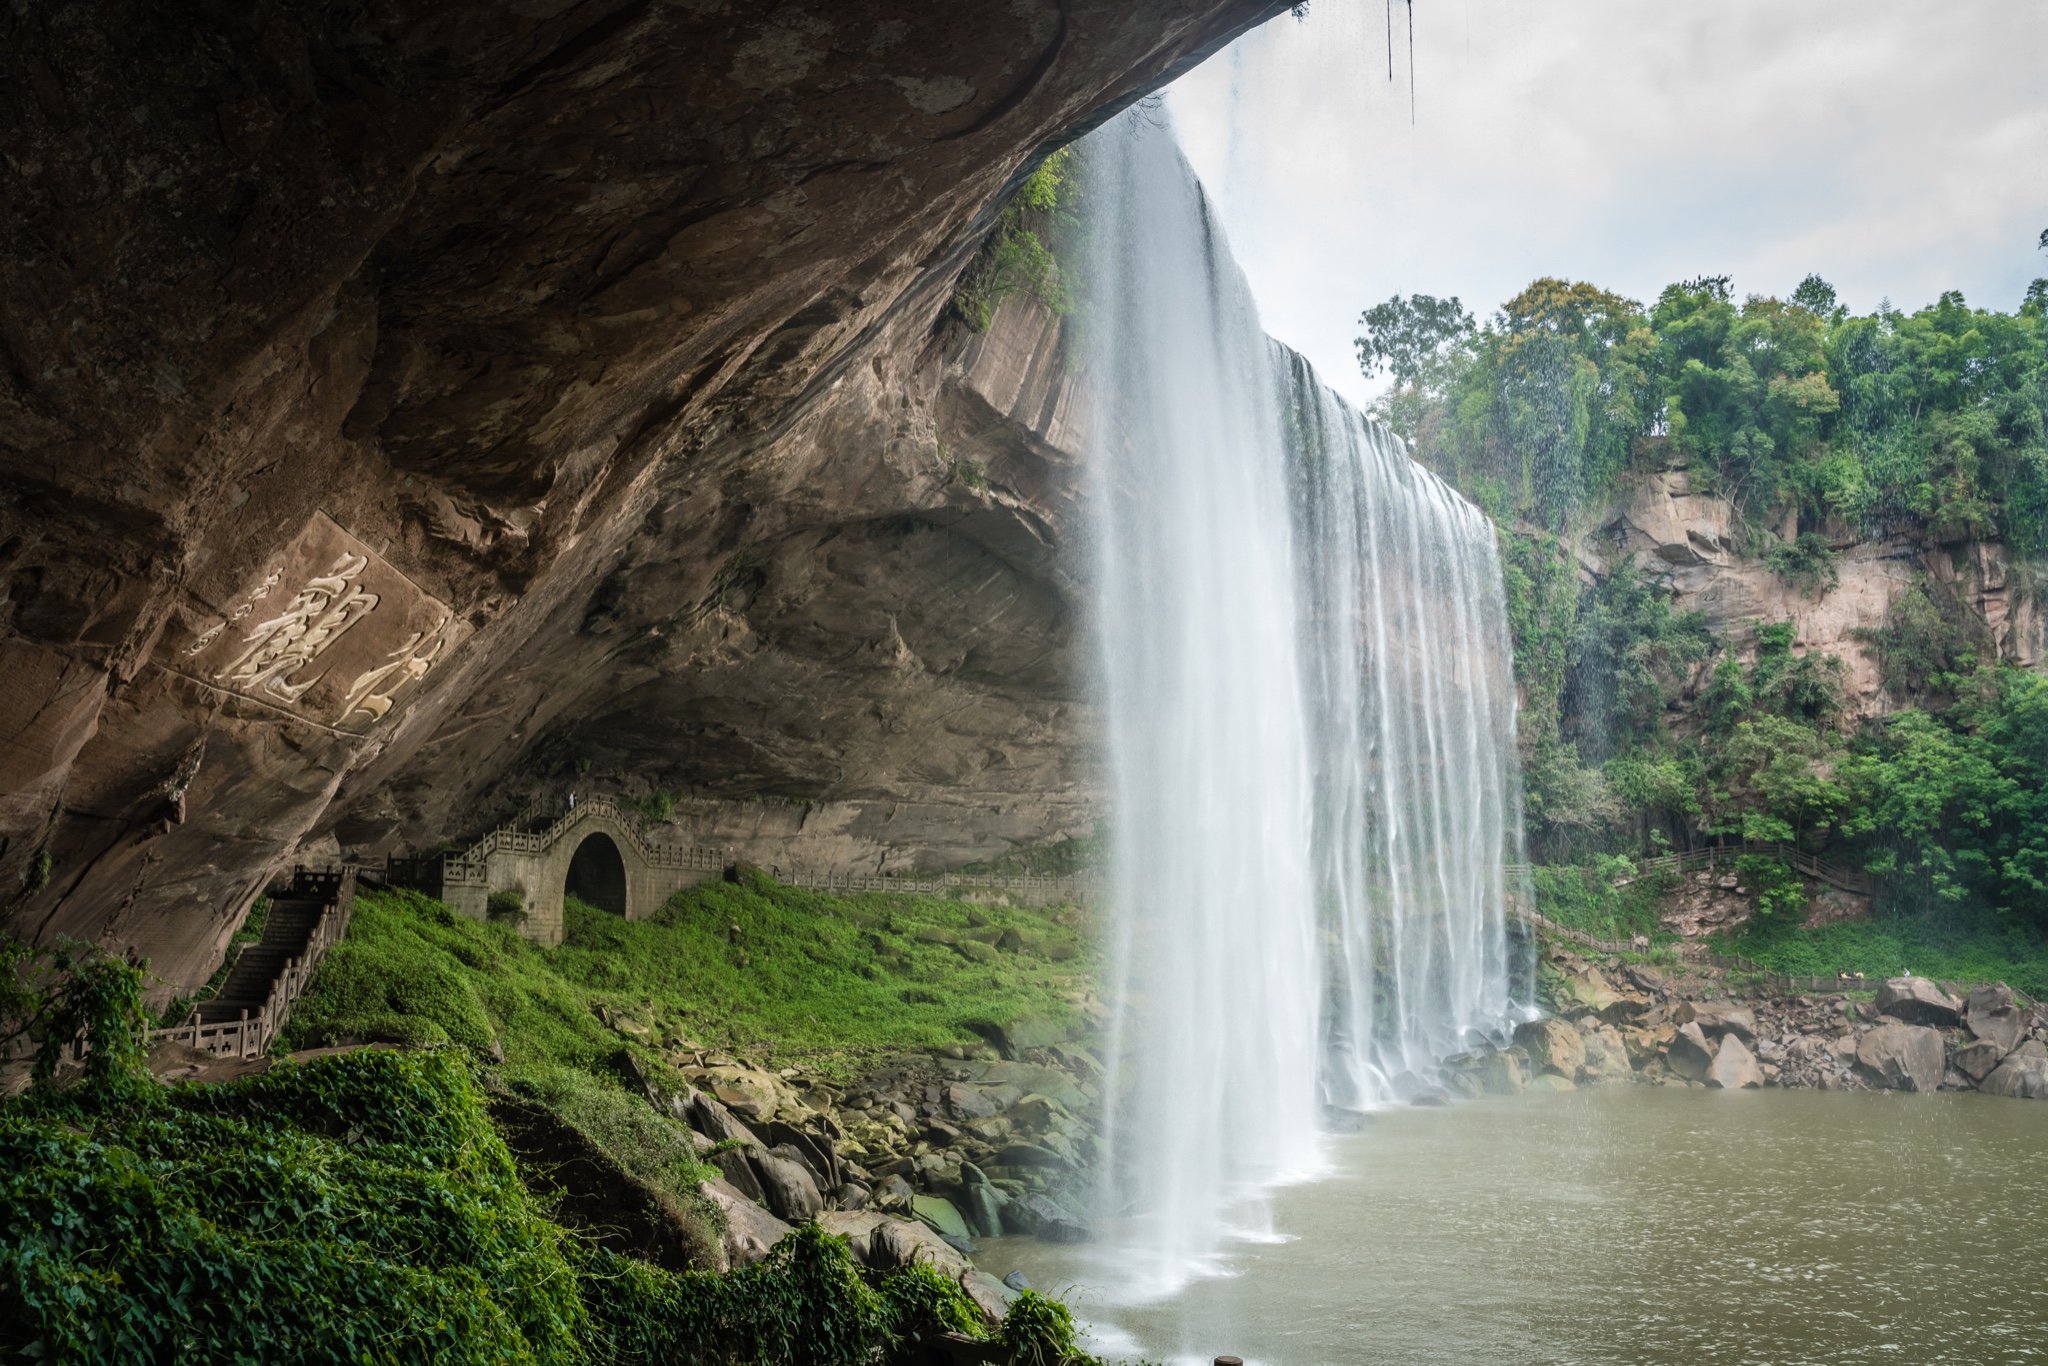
[148,866,356,1058]
[194,894,325,1027]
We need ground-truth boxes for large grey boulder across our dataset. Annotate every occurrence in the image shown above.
[710,1146,766,1203]
[1006,1192,1091,1243]
[1979,1039,2048,1100]
[1667,1022,1717,1082]
[1954,1037,2009,1083]
[1706,1033,1765,1089]
[1514,1017,1587,1079]
[1875,977,1963,1028]
[1856,1023,1946,1092]
[1677,1002,1759,1044]
[1578,1021,1637,1084]
[702,1178,792,1267]
[689,1091,763,1147]
[754,1150,824,1223]
[1965,984,2028,1053]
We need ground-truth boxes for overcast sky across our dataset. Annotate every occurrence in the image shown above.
[1167,0,2048,407]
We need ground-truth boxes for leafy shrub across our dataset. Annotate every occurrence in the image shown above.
[1734,854,1807,919]
[1765,532,1841,597]
[953,150,1077,332]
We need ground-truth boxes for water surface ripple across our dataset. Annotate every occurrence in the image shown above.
[990,1089,2048,1365]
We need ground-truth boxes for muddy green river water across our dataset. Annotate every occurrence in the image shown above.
[984,1088,2048,1365]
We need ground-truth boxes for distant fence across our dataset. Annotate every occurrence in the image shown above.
[1507,840,1875,898]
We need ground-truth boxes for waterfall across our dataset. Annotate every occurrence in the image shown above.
[1082,109,1530,1297]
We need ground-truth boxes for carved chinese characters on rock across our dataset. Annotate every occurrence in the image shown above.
[174,512,460,733]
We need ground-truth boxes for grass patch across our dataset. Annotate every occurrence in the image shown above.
[287,871,1093,1084]
[1529,861,1672,941]
[3,951,1117,1363]
[1715,906,2048,998]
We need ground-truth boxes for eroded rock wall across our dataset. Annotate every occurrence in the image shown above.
[1,1,1287,997]
[1600,465,2045,713]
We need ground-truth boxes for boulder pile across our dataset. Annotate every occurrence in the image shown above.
[577,1004,1103,1307]
[1446,948,2048,1102]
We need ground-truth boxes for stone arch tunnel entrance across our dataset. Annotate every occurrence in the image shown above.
[565,831,628,917]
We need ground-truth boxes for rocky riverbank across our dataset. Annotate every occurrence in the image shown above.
[569,1011,1105,1315]
[1442,945,2048,1101]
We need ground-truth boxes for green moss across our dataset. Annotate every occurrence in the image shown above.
[1529,861,1671,940]
[1,1044,1072,1365]
[0,959,1090,1365]
[289,874,1092,1083]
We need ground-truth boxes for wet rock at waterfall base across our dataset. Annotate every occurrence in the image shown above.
[1666,1022,1717,1082]
[1005,1193,1091,1244]
[1514,1018,1587,1079]
[912,1194,974,1242]
[1443,1046,1526,1096]
[1706,1034,1765,1089]
[1954,1037,2010,1083]
[1856,1023,1946,1092]
[1578,1021,1636,1084]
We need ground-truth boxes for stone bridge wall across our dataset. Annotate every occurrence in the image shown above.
[441,798,726,946]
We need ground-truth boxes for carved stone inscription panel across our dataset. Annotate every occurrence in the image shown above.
[174,512,455,733]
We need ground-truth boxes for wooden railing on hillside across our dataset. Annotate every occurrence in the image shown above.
[1506,840,1874,897]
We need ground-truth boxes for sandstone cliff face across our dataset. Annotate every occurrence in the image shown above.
[0,1,1283,998]
[1601,467,2045,712]
[347,292,1100,876]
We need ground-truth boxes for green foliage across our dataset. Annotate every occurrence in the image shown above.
[29,950,153,1101]
[1529,862,1669,940]
[1387,275,2048,552]
[998,1289,1090,1366]
[1562,561,1712,759]
[1764,532,1841,596]
[626,789,677,825]
[1837,668,2048,929]
[1856,579,1989,700]
[288,878,1090,1084]
[1720,901,2048,1000]
[1746,621,1847,727]
[953,150,1076,333]
[1,1045,1049,1365]
[489,888,529,922]
[2,1049,590,1363]
[1734,854,1807,919]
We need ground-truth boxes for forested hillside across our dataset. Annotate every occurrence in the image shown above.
[1357,252,2048,945]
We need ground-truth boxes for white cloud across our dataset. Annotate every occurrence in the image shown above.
[1168,0,2048,406]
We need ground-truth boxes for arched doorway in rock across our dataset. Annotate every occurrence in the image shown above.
[565,832,628,917]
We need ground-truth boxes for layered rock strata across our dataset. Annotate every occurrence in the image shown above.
[1,1,1289,998]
